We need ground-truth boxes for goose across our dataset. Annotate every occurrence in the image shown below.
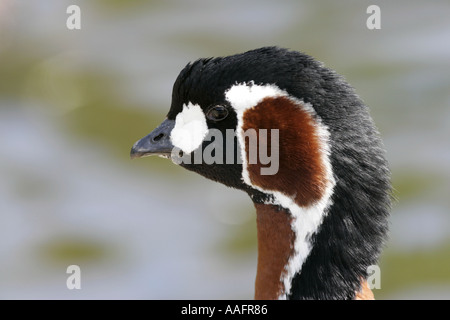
[130,47,391,300]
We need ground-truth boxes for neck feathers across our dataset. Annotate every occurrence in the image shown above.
[227,83,390,299]
[240,93,389,300]
[254,203,294,299]
[253,198,380,300]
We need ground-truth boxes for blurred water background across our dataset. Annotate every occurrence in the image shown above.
[1,0,449,299]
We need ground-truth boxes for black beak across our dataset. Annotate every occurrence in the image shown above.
[130,118,175,159]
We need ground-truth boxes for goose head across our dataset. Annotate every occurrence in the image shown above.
[131,47,391,300]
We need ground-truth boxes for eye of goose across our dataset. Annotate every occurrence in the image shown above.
[206,105,228,122]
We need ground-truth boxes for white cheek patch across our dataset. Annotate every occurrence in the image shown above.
[170,102,208,154]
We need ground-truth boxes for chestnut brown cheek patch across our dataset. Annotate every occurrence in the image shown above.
[242,97,327,207]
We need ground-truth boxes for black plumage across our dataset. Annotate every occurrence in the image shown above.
[133,47,391,299]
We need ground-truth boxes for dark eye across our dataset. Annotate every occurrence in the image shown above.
[206,105,228,122]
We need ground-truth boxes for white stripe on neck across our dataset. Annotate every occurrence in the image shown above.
[225,82,336,299]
